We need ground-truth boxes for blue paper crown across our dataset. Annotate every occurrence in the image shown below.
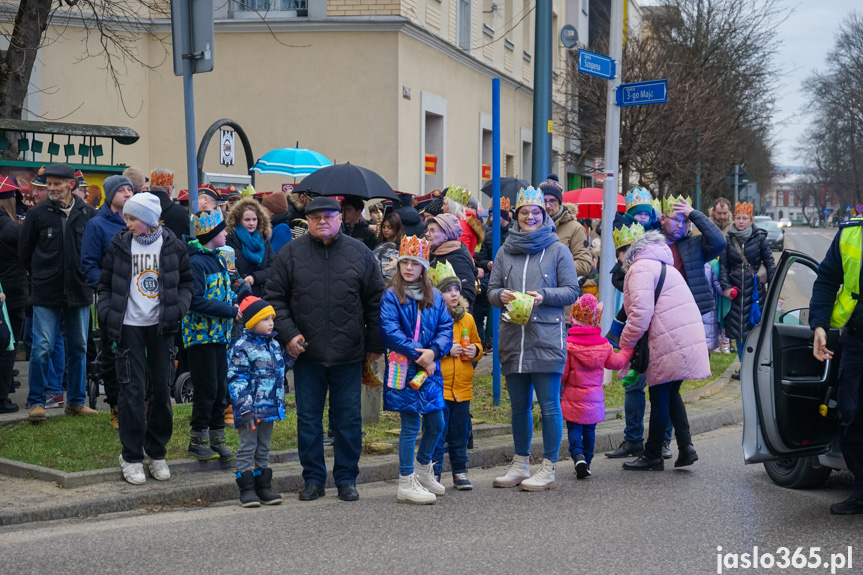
[625,186,653,212]
[515,186,544,211]
[192,209,224,236]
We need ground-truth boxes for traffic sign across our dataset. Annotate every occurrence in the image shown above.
[578,49,615,80]
[615,79,668,107]
[724,166,750,188]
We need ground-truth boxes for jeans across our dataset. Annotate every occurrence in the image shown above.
[645,380,692,460]
[567,421,596,466]
[236,420,275,473]
[116,325,175,463]
[399,409,444,477]
[187,343,228,432]
[624,373,673,443]
[836,332,863,498]
[293,360,362,486]
[27,306,88,408]
[506,372,563,462]
[432,399,471,476]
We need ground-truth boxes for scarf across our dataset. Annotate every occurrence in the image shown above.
[133,226,162,245]
[728,225,753,245]
[405,280,424,302]
[447,298,466,321]
[235,225,266,266]
[504,216,559,255]
[552,207,567,223]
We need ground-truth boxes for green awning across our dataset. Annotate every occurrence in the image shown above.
[0,119,139,145]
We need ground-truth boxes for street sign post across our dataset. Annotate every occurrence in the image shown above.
[615,79,668,107]
[725,165,750,204]
[578,49,616,80]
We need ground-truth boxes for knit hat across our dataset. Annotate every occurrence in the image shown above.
[422,197,444,217]
[398,235,431,270]
[103,175,133,207]
[539,174,563,203]
[192,209,226,245]
[123,192,162,228]
[239,296,276,330]
[262,190,289,215]
[426,213,462,241]
[571,293,604,327]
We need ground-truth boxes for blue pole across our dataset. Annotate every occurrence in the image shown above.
[183,66,199,230]
[531,0,553,185]
[492,78,502,406]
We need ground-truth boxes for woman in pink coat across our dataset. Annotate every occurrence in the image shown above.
[618,231,711,471]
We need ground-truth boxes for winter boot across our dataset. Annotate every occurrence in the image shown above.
[574,454,591,479]
[253,468,282,505]
[661,441,673,459]
[605,440,644,459]
[187,429,219,461]
[519,458,557,491]
[209,429,236,461]
[414,458,445,495]
[397,473,436,505]
[674,444,699,468]
[235,471,261,508]
[493,454,531,488]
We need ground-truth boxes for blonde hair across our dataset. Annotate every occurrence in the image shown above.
[0,197,15,219]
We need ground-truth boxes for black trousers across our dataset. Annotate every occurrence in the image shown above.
[837,331,863,499]
[100,326,119,407]
[187,343,227,432]
[0,306,26,402]
[116,324,175,463]
[645,380,692,459]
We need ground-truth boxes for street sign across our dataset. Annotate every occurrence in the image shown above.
[724,166,750,188]
[578,49,615,80]
[171,0,215,76]
[560,25,579,50]
[615,79,668,107]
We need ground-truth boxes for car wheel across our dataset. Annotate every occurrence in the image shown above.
[173,372,193,404]
[763,456,832,489]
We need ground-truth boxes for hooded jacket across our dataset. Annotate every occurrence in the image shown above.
[619,231,711,386]
[667,209,726,315]
[80,204,127,289]
[430,241,477,306]
[181,238,237,347]
[342,218,378,250]
[553,205,593,277]
[228,329,287,427]
[395,205,426,238]
[719,226,776,342]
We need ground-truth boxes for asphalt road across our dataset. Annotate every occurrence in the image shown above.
[783,225,836,263]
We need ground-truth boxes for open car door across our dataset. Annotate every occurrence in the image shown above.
[742,250,841,463]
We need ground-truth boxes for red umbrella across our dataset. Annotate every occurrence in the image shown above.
[562,187,625,219]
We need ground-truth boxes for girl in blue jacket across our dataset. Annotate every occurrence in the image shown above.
[380,235,453,505]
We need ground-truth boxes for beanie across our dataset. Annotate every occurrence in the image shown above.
[103,175,133,207]
[123,192,162,228]
[427,213,462,241]
[239,296,276,330]
[262,191,289,215]
[539,173,563,203]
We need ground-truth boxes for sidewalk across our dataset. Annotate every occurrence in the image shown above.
[0,363,742,526]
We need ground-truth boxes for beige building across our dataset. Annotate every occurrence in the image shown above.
[8,0,593,201]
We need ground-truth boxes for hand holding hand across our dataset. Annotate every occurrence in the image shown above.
[287,335,307,358]
[244,275,255,286]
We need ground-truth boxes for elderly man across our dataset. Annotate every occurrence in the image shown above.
[265,196,385,502]
[19,164,99,422]
[539,174,593,277]
[197,184,221,213]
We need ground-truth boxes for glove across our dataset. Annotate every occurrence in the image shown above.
[240,410,258,432]
[605,319,625,349]
[621,369,641,388]
[729,287,739,299]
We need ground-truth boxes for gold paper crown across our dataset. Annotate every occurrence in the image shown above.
[735,202,753,217]
[571,294,603,327]
[192,209,224,236]
[515,186,544,211]
[613,221,645,250]
[652,198,661,213]
[502,291,535,325]
[445,185,471,207]
[625,187,653,212]
[428,261,458,287]
[150,169,174,188]
[661,195,692,216]
[399,235,430,263]
[500,197,511,211]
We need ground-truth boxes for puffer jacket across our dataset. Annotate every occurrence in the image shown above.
[719,226,776,342]
[18,195,96,308]
[488,224,580,375]
[0,210,27,309]
[80,204,127,289]
[342,219,378,250]
[439,307,483,402]
[225,231,276,298]
[670,210,726,315]
[553,205,594,277]
[396,205,425,238]
[182,237,237,348]
[620,231,711,386]
[150,190,190,240]
[430,240,477,306]
[561,325,632,425]
[228,329,286,426]
[265,232,385,365]
[380,288,453,414]
[97,228,193,343]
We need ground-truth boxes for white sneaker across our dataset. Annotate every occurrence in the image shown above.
[493,454,531,488]
[519,458,557,491]
[414,459,445,495]
[397,473,436,505]
[119,455,146,485]
[145,455,171,481]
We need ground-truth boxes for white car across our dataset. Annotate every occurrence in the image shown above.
[778,218,792,228]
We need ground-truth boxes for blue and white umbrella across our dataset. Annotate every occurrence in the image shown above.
[251,147,332,178]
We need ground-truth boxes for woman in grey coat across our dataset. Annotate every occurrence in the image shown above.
[487,187,580,491]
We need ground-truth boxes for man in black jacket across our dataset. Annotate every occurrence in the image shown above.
[18,163,99,423]
[265,196,385,503]
[340,195,377,250]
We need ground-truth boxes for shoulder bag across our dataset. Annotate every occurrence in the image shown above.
[630,263,666,373]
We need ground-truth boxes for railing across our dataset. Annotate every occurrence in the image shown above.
[234,0,307,12]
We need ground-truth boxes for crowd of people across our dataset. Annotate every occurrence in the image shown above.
[0,163,781,507]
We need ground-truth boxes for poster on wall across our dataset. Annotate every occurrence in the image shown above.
[0,166,108,211]
[221,130,235,166]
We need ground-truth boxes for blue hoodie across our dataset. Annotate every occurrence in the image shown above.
[80,204,127,289]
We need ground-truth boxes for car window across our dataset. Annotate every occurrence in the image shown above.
[775,260,817,326]
[760,222,780,232]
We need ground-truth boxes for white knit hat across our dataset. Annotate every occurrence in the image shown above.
[123,192,162,228]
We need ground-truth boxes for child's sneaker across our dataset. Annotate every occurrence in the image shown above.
[453,472,473,491]
[45,394,64,409]
[119,455,146,485]
[145,454,171,481]
[574,454,591,479]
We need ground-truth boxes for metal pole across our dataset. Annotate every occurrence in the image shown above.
[492,78,502,406]
[734,163,739,205]
[531,0,553,185]
[597,0,624,334]
[182,1,199,230]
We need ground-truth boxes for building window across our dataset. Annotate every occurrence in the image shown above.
[233,0,307,12]
[458,0,472,50]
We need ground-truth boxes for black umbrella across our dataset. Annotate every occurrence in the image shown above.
[481,177,530,204]
[294,163,398,201]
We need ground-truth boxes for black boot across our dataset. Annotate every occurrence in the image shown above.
[605,440,644,459]
[254,468,282,505]
[299,483,325,501]
[830,497,863,515]
[236,471,261,508]
[622,455,665,471]
[674,444,699,468]
[188,430,219,460]
[661,441,673,459]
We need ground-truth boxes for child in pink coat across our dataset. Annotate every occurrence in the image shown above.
[562,294,633,478]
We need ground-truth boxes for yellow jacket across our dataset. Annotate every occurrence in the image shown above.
[439,311,484,401]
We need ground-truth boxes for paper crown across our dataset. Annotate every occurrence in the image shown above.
[192,209,224,237]
[399,235,431,264]
[445,185,471,207]
[613,221,645,250]
[502,291,535,325]
[428,260,458,287]
[177,189,189,203]
[241,185,256,198]
[571,293,604,327]
[661,195,692,216]
[217,245,236,273]
[150,169,174,188]
[515,186,544,211]
[625,187,653,212]
[735,201,754,217]
[500,196,511,212]
[652,198,661,213]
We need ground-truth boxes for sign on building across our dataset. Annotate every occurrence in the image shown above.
[425,154,438,175]
[220,130,235,166]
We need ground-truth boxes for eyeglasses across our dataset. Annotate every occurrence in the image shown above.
[307,213,339,223]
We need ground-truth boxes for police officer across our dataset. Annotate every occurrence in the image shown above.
[810,215,863,515]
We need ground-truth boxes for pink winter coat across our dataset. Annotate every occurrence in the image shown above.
[619,232,711,386]
[561,325,633,425]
